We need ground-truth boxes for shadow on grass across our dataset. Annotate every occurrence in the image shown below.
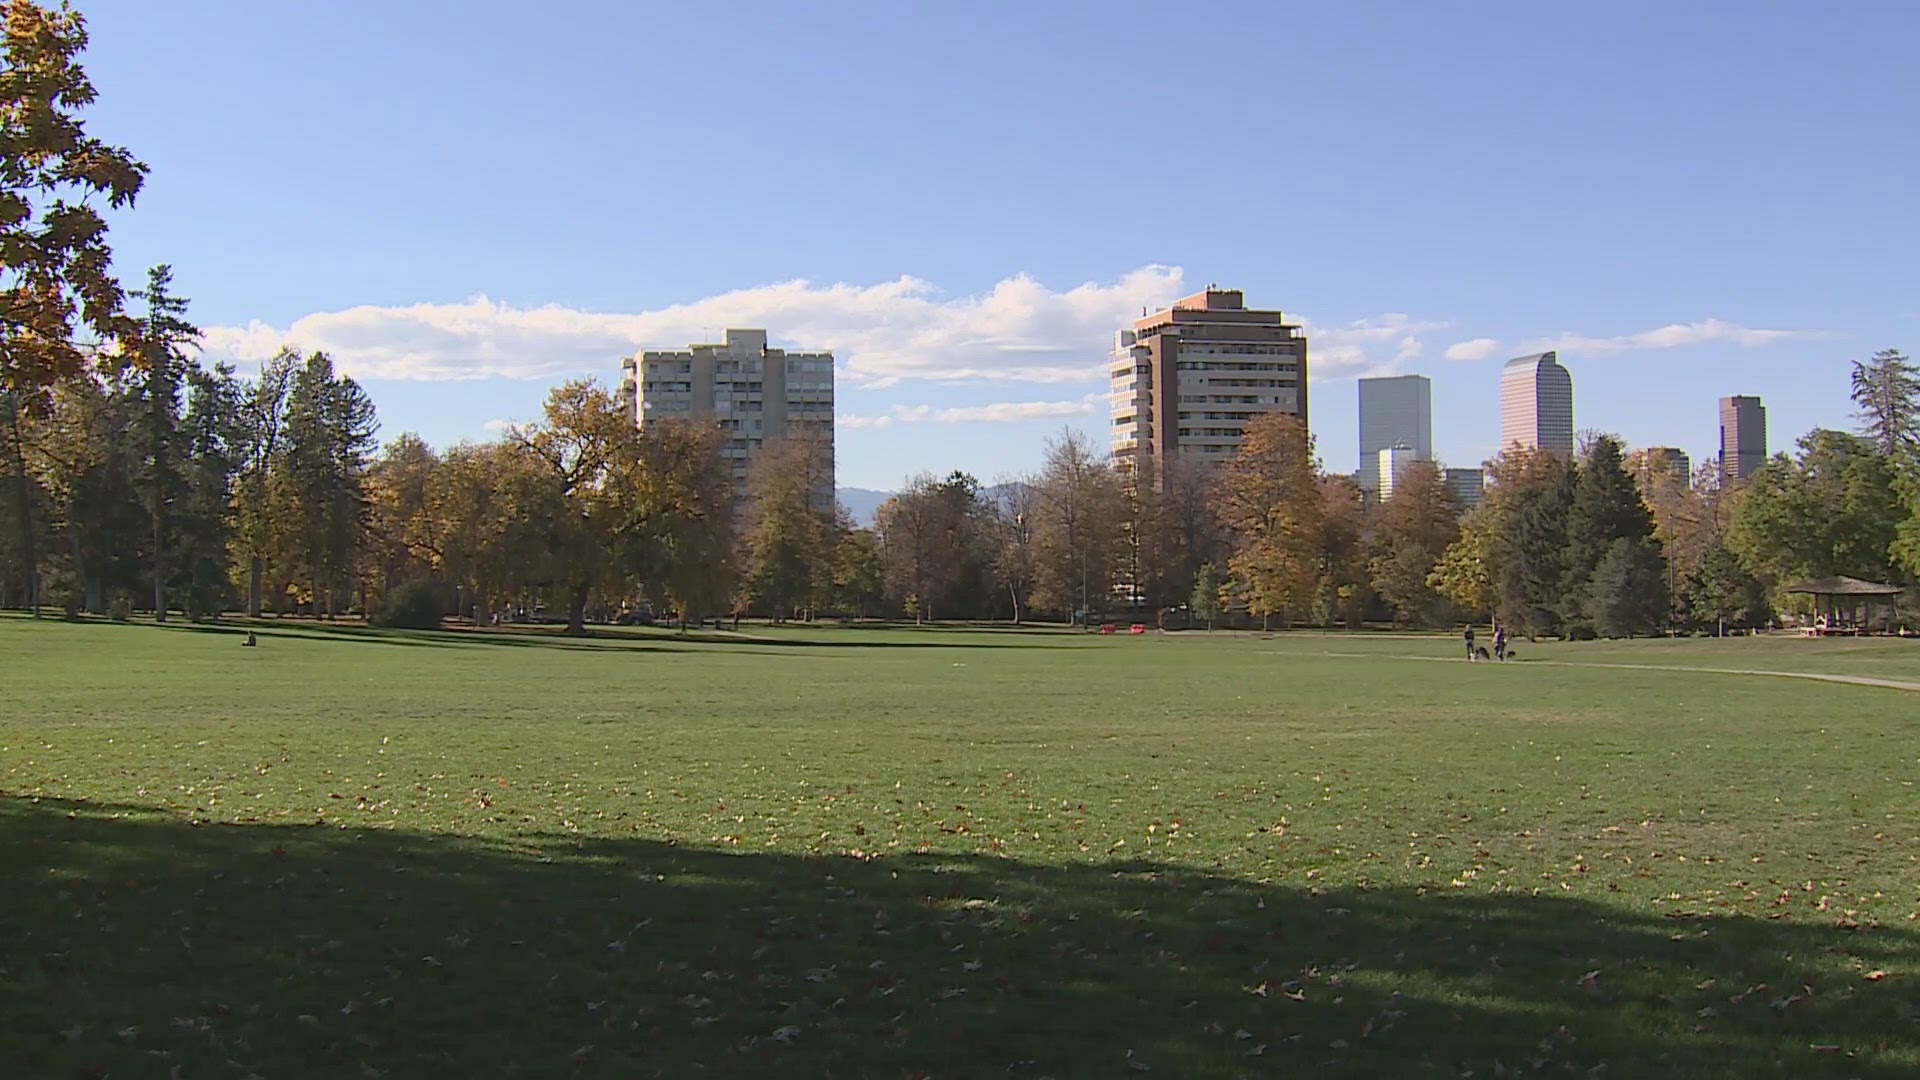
[5,796,1916,1078]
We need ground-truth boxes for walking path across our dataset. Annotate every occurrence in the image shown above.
[1316,651,1920,693]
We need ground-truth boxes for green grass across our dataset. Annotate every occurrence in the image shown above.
[4,615,1919,1078]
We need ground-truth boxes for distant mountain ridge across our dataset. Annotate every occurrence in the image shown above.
[835,487,892,526]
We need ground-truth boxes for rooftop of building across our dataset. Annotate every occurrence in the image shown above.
[1504,351,1561,368]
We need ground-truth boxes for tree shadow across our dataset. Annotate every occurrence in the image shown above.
[5,795,1915,1078]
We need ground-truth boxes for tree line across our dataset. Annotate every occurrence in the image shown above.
[6,2,1919,635]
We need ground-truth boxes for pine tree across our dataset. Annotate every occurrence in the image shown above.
[128,265,198,621]
[1493,456,1575,638]
[1562,435,1657,632]
[1585,537,1669,637]
[177,362,244,618]
[1851,348,1919,460]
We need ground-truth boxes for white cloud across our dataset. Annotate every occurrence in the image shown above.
[1444,337,1500,362]
[1297,314,1451,381]
[1525,318,1815,356]
[197,267,1189,387]
[838,398,1096,428]
[481,418,515,434]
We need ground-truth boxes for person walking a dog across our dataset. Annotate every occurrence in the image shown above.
[1464,624,1477,661]
[1492,622,1507,662]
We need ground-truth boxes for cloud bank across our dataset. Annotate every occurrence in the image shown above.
[200,268,1191,387]
[1526,318,1815,356]
[839,398,1097,429]
[197,267,1462,390]
[1443,337,1500,362]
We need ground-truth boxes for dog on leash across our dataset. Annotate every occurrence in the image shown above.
[1474,646,1490,661]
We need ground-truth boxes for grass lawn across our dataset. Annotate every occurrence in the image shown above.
[4,615,1919,1078]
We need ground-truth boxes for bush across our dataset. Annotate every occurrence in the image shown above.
[372,580,443,629]
[1565,623,1597,641]
[107,595,132,622]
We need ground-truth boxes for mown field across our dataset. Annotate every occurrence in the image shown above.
[3,616,1918,1078]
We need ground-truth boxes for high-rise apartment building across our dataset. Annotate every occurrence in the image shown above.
[1376,445,1419,498]
[1110,288,1307,484]
[1719,396,1766,480]
[1498,351,1574,457]
[1357,375,1432,490]
[623,328,835,505]
[1444,467,1485,511]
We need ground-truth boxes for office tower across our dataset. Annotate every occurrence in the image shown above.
[1632,447,1692,489]
[1719,395,1766,480]
[1357,375,1432,490]
[624,328,835,505]
[1444,467,1485,511]
[1499,351,1574,457]
[1376,445,1418,498]
[1110,288,1308,485]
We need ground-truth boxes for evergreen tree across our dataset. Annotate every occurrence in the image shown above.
[127,265,198,621]
[176,362,244,618]
[1493,455,1575,638]
[1851,348,1919,460]
[1562,435,1657,630]
[278,352,377,616]
[1585,536,1668,637]
[235,349,295,615]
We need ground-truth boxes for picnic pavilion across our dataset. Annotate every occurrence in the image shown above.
[1783,576,1906,635]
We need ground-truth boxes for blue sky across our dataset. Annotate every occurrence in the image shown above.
[78,1,1918,489]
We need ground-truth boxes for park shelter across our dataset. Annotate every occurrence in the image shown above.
[1783,576,1905,633]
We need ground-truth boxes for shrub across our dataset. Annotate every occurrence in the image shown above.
[1565,623,1597,641]
[107,595,132,622]
[372,580,443,629]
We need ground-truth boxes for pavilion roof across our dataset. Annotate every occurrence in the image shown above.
[1782,575,1905,597]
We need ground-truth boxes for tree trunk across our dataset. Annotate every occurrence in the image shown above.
[70,530,99,614]
[152,511,166,623]
[1007,583,1021,626]
[248,555,263,618]
[566,581,589,636]
[5,391,39,617]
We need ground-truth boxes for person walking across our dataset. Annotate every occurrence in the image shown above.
[1464,624,1477,661]
[1492,622,1508,661]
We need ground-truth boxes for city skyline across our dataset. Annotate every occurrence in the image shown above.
[71,2,1913,489]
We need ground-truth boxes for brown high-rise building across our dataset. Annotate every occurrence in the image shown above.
[1719,395,1766,480]
[1109,288,1307,484]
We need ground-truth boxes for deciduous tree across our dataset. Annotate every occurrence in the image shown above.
[1212,413,1324,627]
[1,0,148,614]
[1368,460,1459,626]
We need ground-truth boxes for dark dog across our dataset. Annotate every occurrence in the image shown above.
[1475,646,1490,661]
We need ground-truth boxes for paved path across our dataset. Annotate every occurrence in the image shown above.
[1316,651,1920,693]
